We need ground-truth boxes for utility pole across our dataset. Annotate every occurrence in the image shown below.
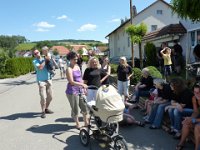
[130,0,134,67]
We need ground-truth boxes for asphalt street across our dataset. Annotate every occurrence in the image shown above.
[0,64,194,150]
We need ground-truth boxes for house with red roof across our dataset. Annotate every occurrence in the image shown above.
[50,46,70,56]
[71,45,88,55]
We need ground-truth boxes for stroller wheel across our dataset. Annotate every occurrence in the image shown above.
[79,129,90,146]
[113,137,128,150]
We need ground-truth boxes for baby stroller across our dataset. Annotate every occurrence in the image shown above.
[79,85,128,150]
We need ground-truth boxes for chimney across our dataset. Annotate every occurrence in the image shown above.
[121,18,124,24]
[132,5,137,17]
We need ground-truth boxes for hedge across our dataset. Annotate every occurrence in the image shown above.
[4,57,34,76]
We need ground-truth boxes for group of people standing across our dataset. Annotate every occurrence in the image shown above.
[32,46,200,149]
[157,40,183,81]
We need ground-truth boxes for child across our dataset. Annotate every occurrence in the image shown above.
[160,47,172,81]
[42,46,55,78]
[142,88,158,120]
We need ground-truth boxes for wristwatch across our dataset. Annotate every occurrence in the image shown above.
[192,118,197,124]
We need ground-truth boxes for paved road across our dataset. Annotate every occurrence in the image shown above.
[0,65,194,150]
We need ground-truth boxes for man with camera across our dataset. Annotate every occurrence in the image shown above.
[32,49,54,118]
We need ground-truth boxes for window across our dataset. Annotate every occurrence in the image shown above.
[191,31,195,47]
[157,10,163,15]
[151,25,157,31]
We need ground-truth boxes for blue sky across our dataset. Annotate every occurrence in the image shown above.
[0,0,170,43]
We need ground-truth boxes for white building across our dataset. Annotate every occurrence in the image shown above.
[106,0,200,63]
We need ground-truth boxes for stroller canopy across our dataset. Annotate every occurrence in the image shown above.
[94,85,125,123]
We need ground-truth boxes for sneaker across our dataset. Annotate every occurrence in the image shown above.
[149,125,159,129]
[144,119,150,124]
[41,112,46,118]
[45,109,54,114]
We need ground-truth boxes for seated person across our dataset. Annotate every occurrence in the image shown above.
[119,107,145,127]
[145,78,173,129]
[142,88,158,120]
[165,78,193,139]
[176,83,200,150]
[131,68,154,103]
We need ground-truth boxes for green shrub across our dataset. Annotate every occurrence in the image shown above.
[130,67,142,85]
[0,52,9,74]
[110,64,118,74]
[82,56,89,62]
[145,42,157,66]
[147,66,163,78]
[5,57,34,76]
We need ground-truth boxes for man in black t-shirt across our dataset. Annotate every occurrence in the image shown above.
[173,40,183,75]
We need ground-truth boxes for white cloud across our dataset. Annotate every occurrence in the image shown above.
[35,28,49,32]
[108,18,120,23]
[57,15,68,20]
[77,23,97,32]
[34,21,55,28]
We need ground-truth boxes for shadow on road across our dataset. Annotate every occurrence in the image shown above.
[27,123,74,134]
[0,112,40,120]
[55,117,78,123]
[0,80,36,86]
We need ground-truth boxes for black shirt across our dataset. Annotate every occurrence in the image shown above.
[157,84,173,100]
[140,76,154,91]
[83,68,103,88]
[117,65,132,81]
[173,44,183,56]
[173,88,194,109]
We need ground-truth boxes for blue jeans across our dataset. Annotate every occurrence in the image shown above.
[168,108,193,132]
[134,89,149,102]
[148,102,170,128]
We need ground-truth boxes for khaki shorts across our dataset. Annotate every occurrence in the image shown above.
[66,94,88,118]
[38,80,53,104]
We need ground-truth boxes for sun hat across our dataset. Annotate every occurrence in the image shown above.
[42,46,49,51]
[120,56,126,61]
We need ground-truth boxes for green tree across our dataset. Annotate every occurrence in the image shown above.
[126,23,147,68]
[52,49,59,55]
[35,41,54,49]
[171,0,200,21]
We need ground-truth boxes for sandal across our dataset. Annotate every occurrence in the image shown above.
[175,144,184,150]
[138,121,145,127]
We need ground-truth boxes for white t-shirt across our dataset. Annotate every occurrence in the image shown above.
[58,58,64,67]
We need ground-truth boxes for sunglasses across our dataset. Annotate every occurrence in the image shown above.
[34,51,39,55]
